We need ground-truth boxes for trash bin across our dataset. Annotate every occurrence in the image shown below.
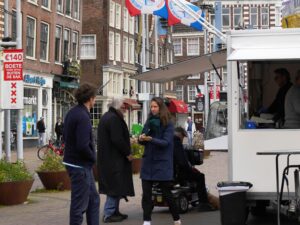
[217,181,252,225]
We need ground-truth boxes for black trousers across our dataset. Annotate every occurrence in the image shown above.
[142,180,180,221]
[66,166,100,225]
[184,169,208,203]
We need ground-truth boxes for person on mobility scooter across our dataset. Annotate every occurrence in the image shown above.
[152,127,215,213]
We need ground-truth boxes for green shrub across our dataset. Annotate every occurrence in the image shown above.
[37,151,65,172]
[0,160,33,183]
[131,143,144,159]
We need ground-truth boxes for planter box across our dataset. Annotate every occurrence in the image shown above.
[132,158,142,174]
[0,179,34,205]
[37,171,71,190]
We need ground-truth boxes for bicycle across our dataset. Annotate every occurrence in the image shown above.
[37,139,64,160]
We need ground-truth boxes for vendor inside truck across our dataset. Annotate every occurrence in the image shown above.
[239,61,300,129]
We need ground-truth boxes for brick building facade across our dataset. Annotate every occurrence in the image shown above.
[81,0,139,128]
[2,0,82,146]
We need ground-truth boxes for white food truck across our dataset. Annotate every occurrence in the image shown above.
[134,28,300,216]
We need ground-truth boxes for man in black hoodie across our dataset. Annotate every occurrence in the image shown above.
[63,83,99,225]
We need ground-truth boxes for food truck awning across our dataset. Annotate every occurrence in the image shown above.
[133,50,227,83]
[228,47,300,61]
[168,99,188,114]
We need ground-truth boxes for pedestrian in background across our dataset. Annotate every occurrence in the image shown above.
[139,97,181,225]
[37,117,46,147]
[63,83,100,225]
[185,116,196,147]
[97,98,135,223]
[55,117,64,144]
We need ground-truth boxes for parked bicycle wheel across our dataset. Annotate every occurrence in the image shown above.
[37,145,51,160]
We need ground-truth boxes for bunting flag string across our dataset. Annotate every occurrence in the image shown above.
[167,0,204,31]
[125,0,168,18]
[125,0,205,31]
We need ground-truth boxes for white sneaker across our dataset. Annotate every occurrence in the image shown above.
[143,221,151,225]
[174,220,182,225]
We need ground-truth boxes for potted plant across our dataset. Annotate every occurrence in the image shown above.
[131,142,144,174]
[0,160,34,205]
[36,152,71,191]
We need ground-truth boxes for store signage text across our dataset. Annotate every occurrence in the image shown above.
[0,49,24,109]
[24,74,46,86]
[24,96,37,105]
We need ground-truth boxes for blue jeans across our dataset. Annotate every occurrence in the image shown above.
[104,195,120,219]
[66,166,100,225]
[187,131,193,147]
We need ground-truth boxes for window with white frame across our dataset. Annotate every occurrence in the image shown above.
[115,4,121,29]
[187,38,199,56]
[129,15,134,34]
[150,44,154,63]
[123,36,128,62]
[173,38,182,56]
[222,67,227,88]
[166,49,170,63]
[63,29,70,61]
[250,7,258,28]
[210,35,214,52]
[115,33,121,61]
[26,16,36,58]
[222,8,230,28]
[28,0,37,4]
[40,22,49,61]
[55,26,62,62]
[57,0,63,13]
[275,6,281,27]
[65,0,72,16]
[176,85,184,100]
[123,7,128,32]
[188,85,196,102]
[11,10,17,42]
[129,38,134,64]
[90,102,102,128]
[233,8,242,27]
[41,0,50,9]
[73,0,80,20]
[109,0,115,27]
[72,32,78,60]
[81,35,96,59]
[261,7,269,27]
[109,32,114,60]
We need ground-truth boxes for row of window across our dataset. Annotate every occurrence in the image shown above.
[24,16,78,63]
[109,32,135,64]
[28,0,80,20]
[109,0,135,34]
[176,85,198,102]
[221,7,269,28]
[173,37,200,56]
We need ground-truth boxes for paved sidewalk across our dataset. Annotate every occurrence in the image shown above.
[2,149,298,225]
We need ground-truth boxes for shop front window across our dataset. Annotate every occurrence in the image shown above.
[23,88,38,137]
[90,102,103,128]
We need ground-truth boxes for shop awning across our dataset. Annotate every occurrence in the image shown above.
[132,50,227,83]
[59,81,79,89]
[168,99,188,114]
[124,99,141,110]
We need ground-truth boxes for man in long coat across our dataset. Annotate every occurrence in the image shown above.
[97,98,135,223]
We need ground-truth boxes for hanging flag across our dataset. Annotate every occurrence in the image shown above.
[167,0,205,31]
[125,0,168,18]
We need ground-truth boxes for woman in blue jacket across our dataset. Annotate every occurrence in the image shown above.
[139,97,181,225]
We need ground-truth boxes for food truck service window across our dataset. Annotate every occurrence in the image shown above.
[238,60,300,130]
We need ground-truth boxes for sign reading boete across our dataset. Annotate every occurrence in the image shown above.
[0,49,24,109]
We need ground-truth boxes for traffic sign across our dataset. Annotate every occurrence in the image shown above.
[0,49,24,109]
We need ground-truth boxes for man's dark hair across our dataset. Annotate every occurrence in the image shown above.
[274,68,290,81]
[75,83,97,104]
[174,127,187,137]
